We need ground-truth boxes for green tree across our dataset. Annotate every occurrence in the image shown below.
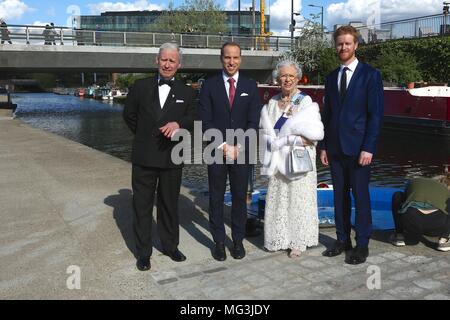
[116,73,152,89]
[283,19,330,84]
[357,36,450,84]
[372,48,422,86]
[32,73,56,89]
[149,0,228,34]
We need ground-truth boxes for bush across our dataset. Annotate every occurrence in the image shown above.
[371,48,422,86]
[357,36,450,84]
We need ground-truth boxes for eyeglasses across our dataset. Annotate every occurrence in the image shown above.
[279,74,297,80]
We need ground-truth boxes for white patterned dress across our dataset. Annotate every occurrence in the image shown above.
[262,94,320,253]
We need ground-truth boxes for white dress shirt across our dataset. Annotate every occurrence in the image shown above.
[222,71,239,98]
[158,76,174,109]
[337,58,359,92]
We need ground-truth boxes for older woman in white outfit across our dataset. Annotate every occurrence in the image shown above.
[260,59,324,257]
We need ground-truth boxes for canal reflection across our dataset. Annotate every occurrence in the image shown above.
[13,93,450,192]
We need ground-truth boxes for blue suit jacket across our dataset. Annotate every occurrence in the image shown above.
[199,72,262,147]
[318,62,384,156]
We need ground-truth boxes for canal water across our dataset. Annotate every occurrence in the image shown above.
[12,93,450,194]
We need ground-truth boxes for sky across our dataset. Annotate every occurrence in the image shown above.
[0,0,444,36]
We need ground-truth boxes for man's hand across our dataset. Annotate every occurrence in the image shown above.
[159,122,180,139]
[358,151,373,166]
[320,150,329,166]
[223,144,238,160]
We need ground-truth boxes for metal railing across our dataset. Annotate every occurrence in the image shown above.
[1,24,293,51]
[356,13,450,43]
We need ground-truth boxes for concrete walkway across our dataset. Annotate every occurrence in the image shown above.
[1,111,449,300]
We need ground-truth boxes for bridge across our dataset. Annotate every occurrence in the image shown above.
[0,25,291,81]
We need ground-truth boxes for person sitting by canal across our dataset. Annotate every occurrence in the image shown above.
[389,173,450,251]
[1,21,12,44]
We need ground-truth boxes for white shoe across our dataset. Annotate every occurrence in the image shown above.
[389,233,406,246]
[437,238,450,252]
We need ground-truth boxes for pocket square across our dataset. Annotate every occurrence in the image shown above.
[176,99,184,103]
[240,93,249,97]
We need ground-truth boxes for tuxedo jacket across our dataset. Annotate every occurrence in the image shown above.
[123,76,197,168]
[318,62,384,156]
[199,72,262,153]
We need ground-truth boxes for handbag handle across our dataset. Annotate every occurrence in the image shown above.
[292,136,303,147]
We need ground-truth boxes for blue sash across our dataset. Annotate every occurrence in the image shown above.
[273,92,305,131]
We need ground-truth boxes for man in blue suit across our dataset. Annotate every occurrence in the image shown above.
[199,42,262,261]
[319,26,384,265]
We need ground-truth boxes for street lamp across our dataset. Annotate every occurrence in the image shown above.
[444,2,450,35]
[308,4,324,33]
[290,0,301,47]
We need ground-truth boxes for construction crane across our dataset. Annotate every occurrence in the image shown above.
[257,0,272,50]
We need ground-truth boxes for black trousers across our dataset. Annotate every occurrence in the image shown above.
[329,153,372,247]
[208,163,249,243]
[132,164,182,258]
[392,191,450,238]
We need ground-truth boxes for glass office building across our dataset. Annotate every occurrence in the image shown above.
[80,10,270,35]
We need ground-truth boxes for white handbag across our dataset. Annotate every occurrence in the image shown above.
[288,137,313,174]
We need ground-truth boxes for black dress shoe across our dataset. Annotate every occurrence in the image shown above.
[212,242,226,261]
[231,241,246,259]
[136,257,151,271]
[346,246,369,265]
[163,249,186,262]
[322,240,353,257]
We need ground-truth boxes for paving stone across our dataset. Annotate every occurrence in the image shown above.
[388,270,423,281]
[379,251,407,260]
[321,265,351,278]
[424,293,450,300]
[298,259,327,269]
[413,279,443,290]
[366,255,388,264]
[402,255,433,264]
[387,285,425,299]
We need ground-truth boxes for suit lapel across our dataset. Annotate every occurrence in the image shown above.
[158,81,178,120]
[330,68,341,108]
[148,77,162,119]
[232,77,245,111]
[344,62,364,100]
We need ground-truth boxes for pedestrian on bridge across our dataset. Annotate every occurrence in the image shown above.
[1,21,12,44]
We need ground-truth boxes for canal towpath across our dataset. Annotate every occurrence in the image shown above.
[1,110,450,300]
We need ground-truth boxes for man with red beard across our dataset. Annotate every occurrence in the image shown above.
[319,26,384,265]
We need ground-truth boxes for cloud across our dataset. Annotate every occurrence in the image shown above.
[326,0,442,29]
[269,0,304,36]
[87,0,164,15]
[46,7,56,17]
[225,0,235,10]
[0,0,30,21]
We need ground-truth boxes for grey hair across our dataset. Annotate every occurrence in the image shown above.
[273,59,302,80]
[158,42,182,64]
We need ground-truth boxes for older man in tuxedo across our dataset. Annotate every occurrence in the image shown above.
[319,26,384,265]
[123,43,197,271]
[199,42,262,261]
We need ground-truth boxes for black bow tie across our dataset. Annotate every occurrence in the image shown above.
[159,79,174,87]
